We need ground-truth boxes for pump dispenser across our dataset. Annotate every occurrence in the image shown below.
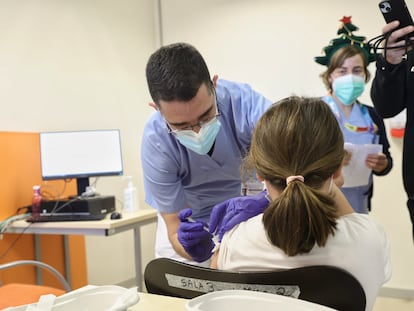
[123,176,139,212]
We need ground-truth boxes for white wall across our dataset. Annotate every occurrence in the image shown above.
[160,0,414,294]
[0,0,158,286]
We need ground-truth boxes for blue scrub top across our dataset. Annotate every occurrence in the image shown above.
[323,95,378,213]
[141,79,272,221]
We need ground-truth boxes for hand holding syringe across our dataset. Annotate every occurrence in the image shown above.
[186,216,210,232]
[177,208,216,262]
[187,216,219,251]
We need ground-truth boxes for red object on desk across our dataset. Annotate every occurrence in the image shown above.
[32,185,42,220]
[390,128,405,138]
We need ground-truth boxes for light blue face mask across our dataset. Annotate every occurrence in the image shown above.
[332,74,365,106]
[174,118,221,155]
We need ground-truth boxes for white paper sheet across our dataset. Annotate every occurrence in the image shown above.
[342,143,382,188]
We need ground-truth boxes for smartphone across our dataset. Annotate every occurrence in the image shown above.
[379,0,414,39]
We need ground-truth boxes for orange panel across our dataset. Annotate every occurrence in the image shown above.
[0,132,87,289]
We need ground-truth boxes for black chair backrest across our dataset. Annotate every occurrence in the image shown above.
[144,257,366,311]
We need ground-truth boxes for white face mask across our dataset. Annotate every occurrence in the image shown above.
[174,117,221,155]
[332,74,365,105]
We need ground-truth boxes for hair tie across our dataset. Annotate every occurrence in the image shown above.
[286,175,305,185]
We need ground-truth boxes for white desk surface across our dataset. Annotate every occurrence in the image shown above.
[131,292,188,310]
[2,289,186,311]
[5,209,157,236]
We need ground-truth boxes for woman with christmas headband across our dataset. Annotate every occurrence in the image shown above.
[315,16,393,214]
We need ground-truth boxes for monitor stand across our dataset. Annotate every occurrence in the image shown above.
[77,177,90,196]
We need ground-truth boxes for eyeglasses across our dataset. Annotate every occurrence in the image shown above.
[166,97,220,134]
[167,113,221,134]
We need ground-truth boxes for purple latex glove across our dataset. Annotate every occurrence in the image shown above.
[177,208,215,262]
[209,190,269,242]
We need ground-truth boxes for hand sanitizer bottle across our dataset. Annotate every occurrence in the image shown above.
[123,176,139,212]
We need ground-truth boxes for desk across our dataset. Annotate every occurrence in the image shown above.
[5,209,158,288]
[131,292,188,310]
[1,287,187,311]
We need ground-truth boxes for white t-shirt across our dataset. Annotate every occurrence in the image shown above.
[217,213,391,311]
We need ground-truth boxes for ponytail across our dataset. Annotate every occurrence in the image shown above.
[263,180,337,256]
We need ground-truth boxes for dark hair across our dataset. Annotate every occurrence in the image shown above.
[145,43,212,106]
[246,96,344,256]
[320,45,371,91]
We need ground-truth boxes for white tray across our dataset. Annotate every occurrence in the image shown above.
[5,285,140,311]
[186,290,337,311]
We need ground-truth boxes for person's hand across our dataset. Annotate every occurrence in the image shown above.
[382,21,414,64]
[209,190,269,242]
[366,153,388,173]
[177,208,214,262]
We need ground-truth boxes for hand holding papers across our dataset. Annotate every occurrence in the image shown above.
[342,143,382,188]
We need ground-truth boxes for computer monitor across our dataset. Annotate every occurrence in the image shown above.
[40,129,123,196]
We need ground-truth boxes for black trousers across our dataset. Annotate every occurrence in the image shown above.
[408,198,414,241]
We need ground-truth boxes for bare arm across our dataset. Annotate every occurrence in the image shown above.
[210,249,219,269]
[161,212,192,260]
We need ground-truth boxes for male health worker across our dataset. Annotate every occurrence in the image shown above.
[141,43,271,265]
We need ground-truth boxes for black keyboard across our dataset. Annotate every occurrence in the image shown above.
[26,213,106,222]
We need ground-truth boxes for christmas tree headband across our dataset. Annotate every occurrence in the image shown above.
[314,16,376,66]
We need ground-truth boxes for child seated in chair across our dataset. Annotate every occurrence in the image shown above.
[210,96,391,311]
